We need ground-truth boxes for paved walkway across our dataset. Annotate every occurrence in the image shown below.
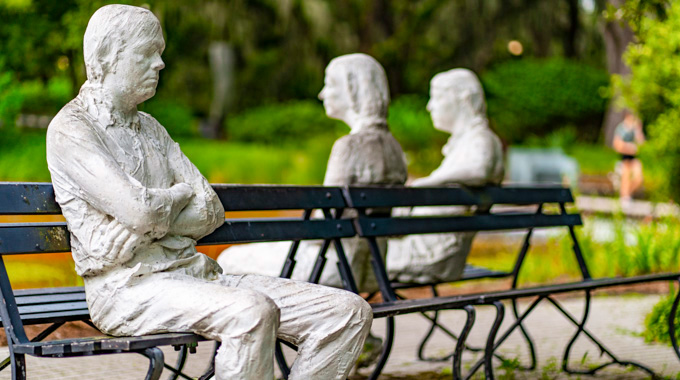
[0,294,676,379]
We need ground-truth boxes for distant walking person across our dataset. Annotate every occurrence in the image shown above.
[613,111,645,202]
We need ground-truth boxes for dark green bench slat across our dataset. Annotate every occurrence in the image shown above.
[15,286,84,296]
[0,219,355,254]
[0,183,61,215]
[372,272,680,318]
[355,213,583,237]
[0,223,70,254]
[0,183,348,215]
[345,186,574,209]
[390,264,511,290]
[214,185,346,211]
[200,218,355,245]
[19,301,88,315]
[16,292,86,306]
[13,332,206,355]
[14,310,90,327]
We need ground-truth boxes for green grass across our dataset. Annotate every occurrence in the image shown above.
[0,129,333,184]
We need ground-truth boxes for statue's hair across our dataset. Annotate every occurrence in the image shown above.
[83,5,162,84]
[326,53,390,119]
[431,68,486,115]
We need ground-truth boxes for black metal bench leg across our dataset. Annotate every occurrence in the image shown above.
[368,316,395,380]
[198,341,219,380]
[275,340,291,379]
[669,279,680,361]
[453,305,475,380]
[140,347,165,380]
[483,301,505,380]
[510,298,537,370]
[547,293,657,378]
[164,345,192,380]
[10,353,25,380]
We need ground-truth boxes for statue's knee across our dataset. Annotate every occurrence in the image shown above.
[342,292,373,326]
[243,293,280,330]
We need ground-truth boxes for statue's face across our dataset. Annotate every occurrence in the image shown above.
[102,30,165,105]
[426,84,456,133]
[319,66,352,122]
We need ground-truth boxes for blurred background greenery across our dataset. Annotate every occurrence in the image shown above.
[0,0,626,186]
[4,0,680,346]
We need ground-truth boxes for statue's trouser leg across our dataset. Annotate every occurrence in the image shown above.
[221,274,373,380]
[87,274,279,380]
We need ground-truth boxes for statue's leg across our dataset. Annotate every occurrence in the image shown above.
[223,274,372,380]
[89,275,279,380]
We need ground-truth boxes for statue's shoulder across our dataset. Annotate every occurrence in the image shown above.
[137,111,171,140]
[47,99,94,138]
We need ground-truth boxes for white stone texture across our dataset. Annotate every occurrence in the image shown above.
[45,5,370,379]
[387,68,505,284]
[218,54,408,292]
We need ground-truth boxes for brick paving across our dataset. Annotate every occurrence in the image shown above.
[0,294,676,379]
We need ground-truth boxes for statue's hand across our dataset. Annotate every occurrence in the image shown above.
[99,219,146,264]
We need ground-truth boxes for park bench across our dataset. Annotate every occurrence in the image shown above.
[3,182,680,380]
[342,185,680,379]
[0,182,357,380]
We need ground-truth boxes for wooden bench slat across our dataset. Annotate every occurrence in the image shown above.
[355,213,582,237]
[0,183,349,215]
[16,292,86,306]
[200,218,355,245]
[345,186,574,208]
[214,185,346,210]
[0,223,70,254]
[13,332,205,355]
[14,287,84,296]
[372,272,680,318]
[18,301,88,315]
[0,183,61,215]
[0,218,356,254]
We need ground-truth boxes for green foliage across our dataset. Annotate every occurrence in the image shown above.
[224,100,345,145]
[0,70,22,128]
[481,58,609,143]
[141,98,198,138]
[17,76,72,114]
[613,1,680,200]
[643,289,679,345]
[388,95,448,177]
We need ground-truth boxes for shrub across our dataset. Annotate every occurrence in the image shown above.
[388,95,448,177]
[17,76,72,115]
[224,100,345,145]
[481,58,609,143]
[141,98,198,138]
[0,70,22,129]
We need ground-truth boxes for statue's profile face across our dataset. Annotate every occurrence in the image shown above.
[101,30,165,105]
[426,84,456,134]
[318,66,352,122]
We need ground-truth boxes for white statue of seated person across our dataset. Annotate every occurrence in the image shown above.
[387,68,504,284]
[45,5,371,380]
[217,53,408,293]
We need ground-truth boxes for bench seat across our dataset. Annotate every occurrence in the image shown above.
[374,271,680,318]
[12,332,206,356]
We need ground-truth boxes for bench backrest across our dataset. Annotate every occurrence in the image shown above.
[0,182,356,345]
[343,185,585,301]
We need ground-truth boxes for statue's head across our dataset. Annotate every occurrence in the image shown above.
[427,68,486,134]
[318,53,389,130]
[84,5,165,105]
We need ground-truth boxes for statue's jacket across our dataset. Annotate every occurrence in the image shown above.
[46,88,225,318]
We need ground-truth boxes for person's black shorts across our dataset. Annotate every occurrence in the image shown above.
[621,154,636,161]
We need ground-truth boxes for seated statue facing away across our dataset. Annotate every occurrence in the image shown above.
[387,68,505,284]
[217,53,408,293]
[45,5,371,380]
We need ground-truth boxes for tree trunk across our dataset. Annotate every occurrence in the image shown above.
[602,0,635,146]
[202,41,235,140]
